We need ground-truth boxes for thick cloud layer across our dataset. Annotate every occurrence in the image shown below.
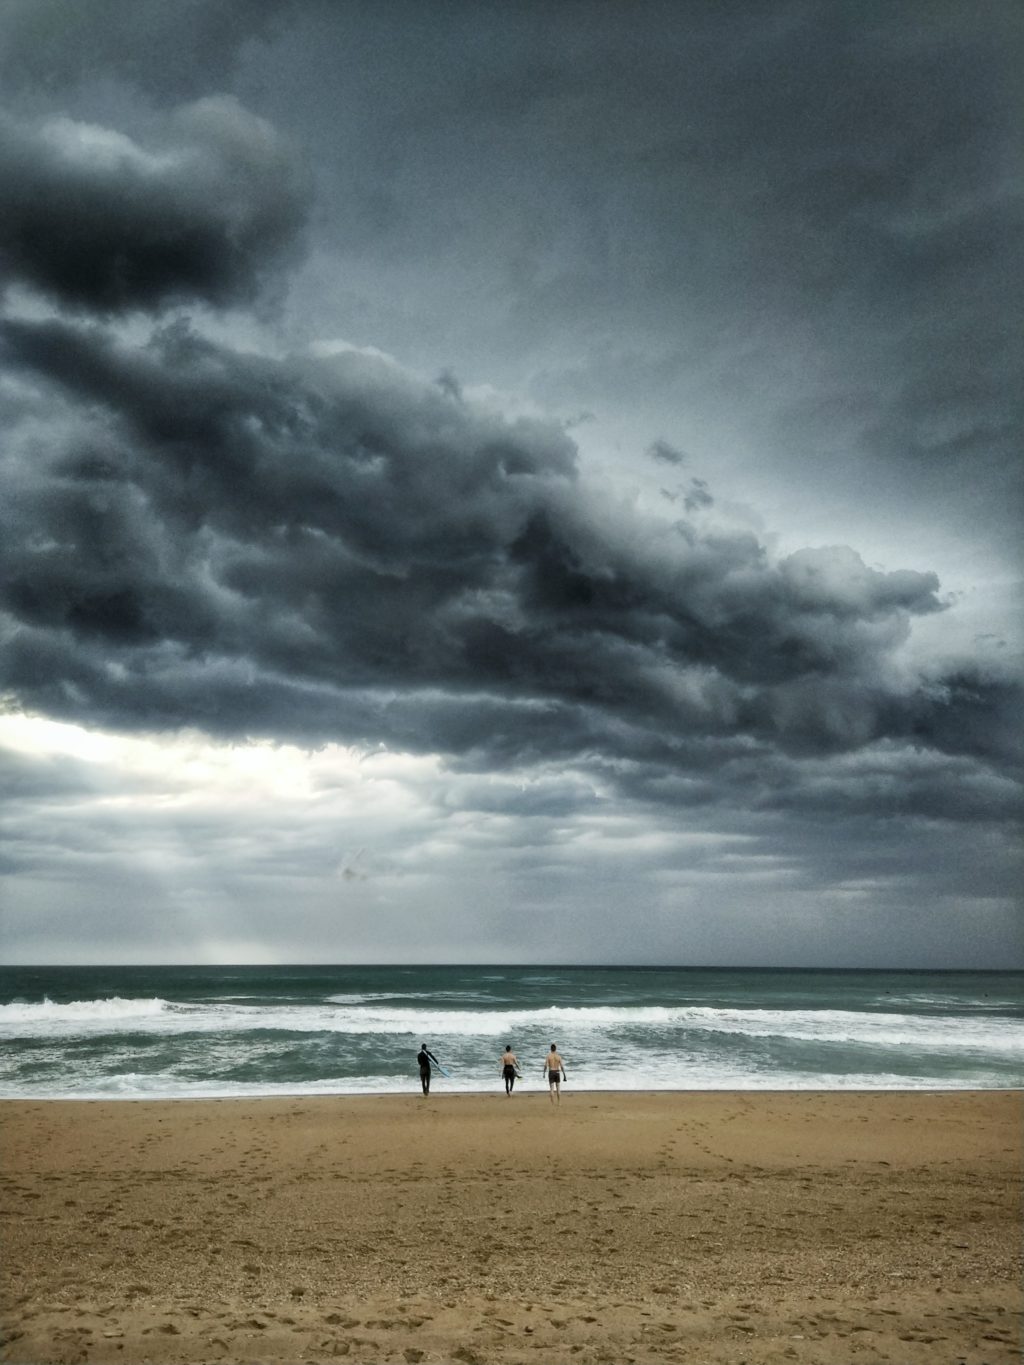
[2,310,1018,828]
[0,99,309,312]
[268,1,1019,574]
[0,8,1019,966]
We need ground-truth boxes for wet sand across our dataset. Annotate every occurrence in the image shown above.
[1,1090,1020,1363]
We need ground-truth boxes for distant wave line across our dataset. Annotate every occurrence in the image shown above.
[2,996,1022,1054]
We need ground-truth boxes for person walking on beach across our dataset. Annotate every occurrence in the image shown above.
[416,1043,439,1097]
[500,1043,520,1096]
[543,1042,566,1104]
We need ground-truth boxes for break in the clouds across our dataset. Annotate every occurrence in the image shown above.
[0,1,1020,967]
[0,98,309,313]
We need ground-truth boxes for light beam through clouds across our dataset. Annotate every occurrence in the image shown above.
[0,1,1020,966]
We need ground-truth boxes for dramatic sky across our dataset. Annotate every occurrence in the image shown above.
[1,0,1021,967]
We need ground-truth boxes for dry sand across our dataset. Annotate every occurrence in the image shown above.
[1,1090,1020,1364]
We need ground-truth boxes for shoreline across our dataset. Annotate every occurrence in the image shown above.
[5,1082,1022,1102]
[2,1090,1021,1363]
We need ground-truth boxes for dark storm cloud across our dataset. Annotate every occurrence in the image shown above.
[0,1,1019,883]
[658,477,714,514]
[0,99,309,312]
[2,313,1019,832]
[647,440,686,467]
[236,0,1019,548]
[684,480,713,513]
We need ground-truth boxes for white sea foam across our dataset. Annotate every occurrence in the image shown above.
[0,1066,1010,1102]
[0,996,169,1027]
[2,996,1022,1057]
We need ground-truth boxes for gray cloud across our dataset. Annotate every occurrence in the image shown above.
[1,312,1017,835]
[647,440,686,467]
[0,99,309,313]
[0,2,1019,965]
[0,0,292,99]
[684,480,713,513]
[245,1,1020,559]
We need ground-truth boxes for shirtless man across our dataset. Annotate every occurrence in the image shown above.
[500,1043,520,1096]
[543,1042,566,1104]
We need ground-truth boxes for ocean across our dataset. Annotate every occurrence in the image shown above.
[0,964,1021,1100]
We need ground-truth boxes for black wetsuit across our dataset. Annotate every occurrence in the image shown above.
[417,1048,437,1095]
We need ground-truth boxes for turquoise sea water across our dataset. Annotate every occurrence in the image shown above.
[0,964,1021,1099]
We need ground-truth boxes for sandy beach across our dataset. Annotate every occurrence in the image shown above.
[1,1090,1020,1364]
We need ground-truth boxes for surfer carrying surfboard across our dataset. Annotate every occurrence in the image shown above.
[416,1043,440,1096]
[543,1042,566,1104]
[500,1043,521,1095]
